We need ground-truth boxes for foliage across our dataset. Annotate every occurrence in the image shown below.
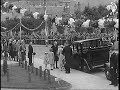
[56,25,65,34]
[82,5,110,20]
[104,20,116,28]
[74,10,82,19]
[74,19,84,32]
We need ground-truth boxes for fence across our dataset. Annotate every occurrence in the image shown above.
[25,39,71,45]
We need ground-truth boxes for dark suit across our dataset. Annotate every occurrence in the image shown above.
[110,52,118,85]
[62,45,72,73]
[51,44,58,68]
[28,45,33,65]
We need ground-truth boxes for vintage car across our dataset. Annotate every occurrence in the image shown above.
[104,40,119,80]
[70,38,112,73]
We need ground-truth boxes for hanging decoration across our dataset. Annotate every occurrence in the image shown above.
[21,21,44,31]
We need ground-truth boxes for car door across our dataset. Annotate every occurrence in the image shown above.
[71,44,81,68]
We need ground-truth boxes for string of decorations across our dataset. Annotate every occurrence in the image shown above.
[21,21,45,31]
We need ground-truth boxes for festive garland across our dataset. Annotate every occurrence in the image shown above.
[21,21,44,31]
[1,23,20,32]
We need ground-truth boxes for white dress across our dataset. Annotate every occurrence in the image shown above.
[43,55,49,64]
[48,52,54,64]
[57,48,65,67]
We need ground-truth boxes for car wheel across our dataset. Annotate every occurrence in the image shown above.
[83,65,90,73]
[105,67,111,80]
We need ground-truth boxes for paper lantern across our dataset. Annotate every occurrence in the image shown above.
[98,19,105,28]
[113,18,119,28]
[68,18,75,25]
[12,5,17,11]
[110,2,117,13]
[33,12,39,19]
[82,19,90,28]
[20,8,27,16]
[44,14,48,21]
[3,2,9,8]
[55,17,62,25]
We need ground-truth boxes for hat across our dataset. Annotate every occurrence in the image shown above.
[60,45,64,48]
[45,52,48,54]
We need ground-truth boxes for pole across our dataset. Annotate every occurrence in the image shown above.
[44,0,48,47]
[20,14,22,41]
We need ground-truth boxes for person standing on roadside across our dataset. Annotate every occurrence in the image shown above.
[20,40,26,62]
[48,48,54,70]
[62,41,72,74]
[51,41,58,69]
[109,38,118,86]
[57,45,65,71]
[9,39,14,61]
[16,40,20,62]
[28,41,33,66]
[3,40,8,75]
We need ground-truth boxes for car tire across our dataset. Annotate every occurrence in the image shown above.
[83,64,90,73]
[105,67,111,80]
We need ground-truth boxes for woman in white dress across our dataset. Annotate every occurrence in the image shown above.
[57,45,65,71]
[48,48,54,70]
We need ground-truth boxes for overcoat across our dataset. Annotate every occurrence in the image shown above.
[51,44,58,61]
[62,45,72,67]
[28,45,33,60]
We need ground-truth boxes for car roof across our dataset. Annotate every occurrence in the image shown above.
[73,38,102,44]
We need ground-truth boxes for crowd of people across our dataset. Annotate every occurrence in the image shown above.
[21,28,118,44]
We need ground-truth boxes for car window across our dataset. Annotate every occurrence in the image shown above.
[82,41,90,49]
[73,44,81,53]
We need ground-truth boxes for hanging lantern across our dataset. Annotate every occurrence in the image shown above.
[12,5,17,11]
[3,2,9,8]
[44,14,48,21]
[33,12,39,19]
[82,19,90,28]
[98,19,105,28]
[20,8,27,16]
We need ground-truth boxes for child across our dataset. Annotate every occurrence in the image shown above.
[57,45,65,71]
[43,52,49,69]
[48,48,54,70]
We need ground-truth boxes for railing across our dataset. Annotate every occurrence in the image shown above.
[25,39,71,45]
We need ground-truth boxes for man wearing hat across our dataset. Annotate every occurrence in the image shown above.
[109,39,118,86]
[28,41,33,65]
[62,41,72,73]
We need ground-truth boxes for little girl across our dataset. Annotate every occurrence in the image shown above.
[48,48,54,70]
[43,52,49,69]
[57,45,65,71]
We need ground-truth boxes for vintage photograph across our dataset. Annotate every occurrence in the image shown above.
[1,0,119,90]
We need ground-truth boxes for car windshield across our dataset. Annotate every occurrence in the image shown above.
[73,38,103,51]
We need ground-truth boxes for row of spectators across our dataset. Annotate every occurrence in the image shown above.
[21,31,117,42]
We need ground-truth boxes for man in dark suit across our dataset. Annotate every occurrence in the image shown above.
[62,41,72,74]
[28,42,33,66]
[51,41,58,68]
[109,52,118,86]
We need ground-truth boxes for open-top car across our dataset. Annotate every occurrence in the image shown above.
[69,38,112,73]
